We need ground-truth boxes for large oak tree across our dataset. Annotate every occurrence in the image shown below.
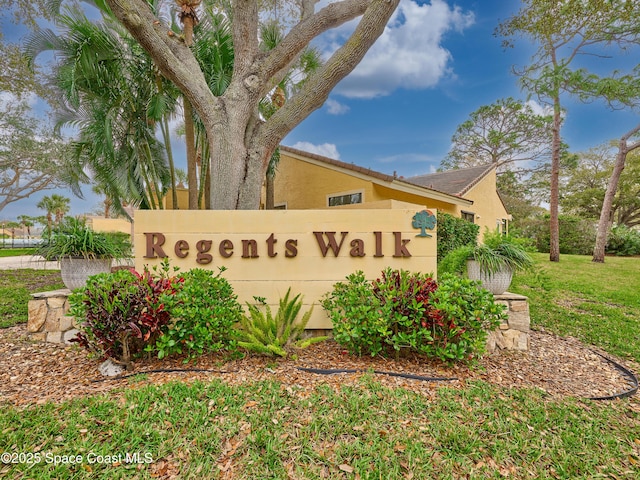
[104,0,401,209]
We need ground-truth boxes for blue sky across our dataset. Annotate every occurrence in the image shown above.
[2,0,639,220]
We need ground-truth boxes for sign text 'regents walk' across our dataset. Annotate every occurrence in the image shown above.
[134,209,436,329]
[143,231,413,263]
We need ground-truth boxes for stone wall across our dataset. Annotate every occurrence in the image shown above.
[486,292,530,352]
[27,289,78,344]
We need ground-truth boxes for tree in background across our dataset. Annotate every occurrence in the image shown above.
[592,125,640,262]
[105,0,401,209]
[17,215,34,238]
[562,141,640,230]
[442,97,553,176]
[0,97,73,212]
[25,1,179,215]
[498,0,640,262]
[560,144,613,221]
[496,171,547,233]
[36,194,70,234]
[0,0,52,99]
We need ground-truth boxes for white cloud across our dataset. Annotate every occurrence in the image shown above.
[325,98,350,115]
[319,0,474,99]
[0,91,38,109]
[290,141,341,160]
[525,99,553,116]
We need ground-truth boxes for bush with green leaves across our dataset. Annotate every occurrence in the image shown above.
[322,268,505,362]
[438,230,534,278]
[37,217,131,260]
[68,268,176,369]
[606,225,640,256]
[426,273,505,361]
[153,267,243,360]
[524,214,595,255]
[321,271,390,357]
[370,269,439,357]
[437,212,479,261]
[236,288,327,357]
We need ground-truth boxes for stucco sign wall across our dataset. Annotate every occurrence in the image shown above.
[134,209,437,329]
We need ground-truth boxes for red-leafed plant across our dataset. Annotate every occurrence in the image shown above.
[323,268,506,362]
[68,267,179,370]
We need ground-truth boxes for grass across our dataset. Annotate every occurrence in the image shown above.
[1,378,638,479]
[0,256,639,479]
[511,253,640,362]
[0,269,64,328]
[0,248,36,257]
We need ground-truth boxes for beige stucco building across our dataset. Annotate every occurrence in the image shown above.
[272,146,510,237]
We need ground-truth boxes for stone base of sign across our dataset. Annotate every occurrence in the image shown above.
[27,289,79,344]
[486,292,530,352]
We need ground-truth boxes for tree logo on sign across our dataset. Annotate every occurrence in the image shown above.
[412,210,436,237]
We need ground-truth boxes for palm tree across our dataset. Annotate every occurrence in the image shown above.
[17,215,34,238]
[92,184,113,218]
[257,21,321,209]
[191,9,234,209]
[25,1,179,215]
[37,194,70,234]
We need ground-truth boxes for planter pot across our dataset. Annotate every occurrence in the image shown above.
[467,260,513,295]
[60,257,112,290]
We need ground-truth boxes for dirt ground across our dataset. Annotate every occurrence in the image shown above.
[1,324,637,408]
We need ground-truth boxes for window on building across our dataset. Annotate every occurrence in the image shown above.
[461,211,475,223]
[328,192,363,207]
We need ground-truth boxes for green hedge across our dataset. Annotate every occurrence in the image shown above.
[437,212,479,260]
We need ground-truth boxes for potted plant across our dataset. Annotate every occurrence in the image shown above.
[37,217,132,290]
[438,230,533,295]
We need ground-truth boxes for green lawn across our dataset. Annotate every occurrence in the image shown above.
[0,256,639,479]
[0,248,36,257]
[511,253,640,362]
[0,270,64,328]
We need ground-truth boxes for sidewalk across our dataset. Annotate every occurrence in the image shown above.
[0,255,60,270]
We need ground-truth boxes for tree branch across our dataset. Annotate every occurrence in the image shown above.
[261,0,371,81]
[261,0,399,146]
[104,0,220,125]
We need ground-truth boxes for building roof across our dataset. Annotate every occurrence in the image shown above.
[280,145,473,206]
[405,164,496,196]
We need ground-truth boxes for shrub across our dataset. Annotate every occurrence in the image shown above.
[68,268,176,369]
[437,212,479,261]
[427,274,505,361]
[322,268,505,362]
[371,269,439,357]
[37,217,131,260]
[153,267,242,360]
[236,288,327,357]
[606,225,640,256]
[524,214,595,255]
[438,230,534,278]
[321,271,391,357]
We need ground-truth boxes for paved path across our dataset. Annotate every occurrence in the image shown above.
[0,255,60,270]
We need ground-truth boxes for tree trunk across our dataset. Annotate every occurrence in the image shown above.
[184,96,199,209]
[549,94,562,262]
[592,124,640,262]
[266,174,275,209]
[105,0,401,210]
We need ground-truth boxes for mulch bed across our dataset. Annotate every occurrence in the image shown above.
[0,324,638,407]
